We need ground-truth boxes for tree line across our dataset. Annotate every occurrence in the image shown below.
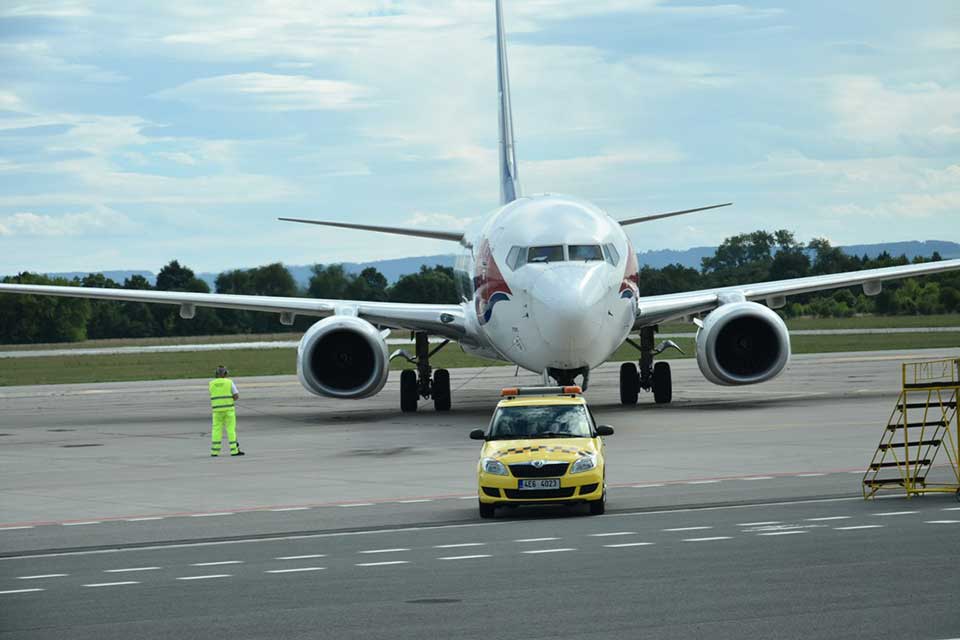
[1,230,957,344]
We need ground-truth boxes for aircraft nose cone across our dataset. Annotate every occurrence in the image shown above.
[529,265,607,356]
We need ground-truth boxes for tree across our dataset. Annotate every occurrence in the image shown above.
[0,273,90,343]
[216,263,300,333]
[81,273,126,339]
[154,260,221,336]
[346,267,389,302]
[307,264,351,299]
[389,265,459,303]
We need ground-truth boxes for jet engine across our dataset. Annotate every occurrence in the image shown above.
[695,301,790,386]
[297,316,390,399]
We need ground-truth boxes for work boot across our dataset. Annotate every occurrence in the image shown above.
[231,450,245,457]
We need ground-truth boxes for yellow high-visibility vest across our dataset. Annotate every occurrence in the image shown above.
[209,378,235,411]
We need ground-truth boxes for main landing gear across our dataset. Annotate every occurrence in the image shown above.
[619,326,682,406]
[393,332,451,413]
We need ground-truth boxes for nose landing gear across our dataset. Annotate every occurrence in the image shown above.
[391,332,451,413]
[619,326,681,405]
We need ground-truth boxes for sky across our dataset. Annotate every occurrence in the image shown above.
[0,0,958,275]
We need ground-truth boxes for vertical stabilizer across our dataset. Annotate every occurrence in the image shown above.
[496,0,521,205]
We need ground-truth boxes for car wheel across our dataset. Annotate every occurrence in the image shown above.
[619,362,639,405]
[588,492,606,515]
[433,369,451,412]
[479,501,495,519]
[652,361,672,404]
[400,369,418,413]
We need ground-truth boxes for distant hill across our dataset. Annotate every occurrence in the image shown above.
[24,240,959,287]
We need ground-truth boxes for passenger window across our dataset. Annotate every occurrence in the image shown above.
[569,245,603,261]
[603,243,620,266]
[527,245,564,263]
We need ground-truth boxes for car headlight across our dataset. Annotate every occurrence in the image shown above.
[481,457,508,476]
[570,454,597,474]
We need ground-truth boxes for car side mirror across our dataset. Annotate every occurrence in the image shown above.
[596,425,614,436]
[469,429,487,441]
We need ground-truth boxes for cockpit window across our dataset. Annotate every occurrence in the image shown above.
[603,243,621,266]
[506,246,526,270]
[527,245,564,263]
[568,245,603,262]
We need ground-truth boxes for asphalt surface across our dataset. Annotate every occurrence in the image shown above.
[2,348,960,639]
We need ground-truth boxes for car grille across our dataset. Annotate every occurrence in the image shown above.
[509,462,569,478]
[504,488,576,499]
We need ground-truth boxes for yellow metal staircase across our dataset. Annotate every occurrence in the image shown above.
[863,358,960,499]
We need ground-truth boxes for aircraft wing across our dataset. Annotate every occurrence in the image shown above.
[633,258,960,328]
[0,283,468,339]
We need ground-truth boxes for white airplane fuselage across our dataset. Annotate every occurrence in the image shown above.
[460,193,639,376]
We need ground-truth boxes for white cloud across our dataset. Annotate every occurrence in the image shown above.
[0,1,90,18]
[155,151,197,166]
[0,206,134,236]
[155,72,372,111]
[405,211,476,230]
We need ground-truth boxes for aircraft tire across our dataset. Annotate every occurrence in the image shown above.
[400,369,419,413]
[619,362,639,405]
[433,369,451,411]
[653,361,672,404]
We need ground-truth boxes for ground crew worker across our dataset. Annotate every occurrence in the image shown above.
[209,365,244,457]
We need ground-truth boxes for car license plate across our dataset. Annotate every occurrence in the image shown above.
[518,479,560,490]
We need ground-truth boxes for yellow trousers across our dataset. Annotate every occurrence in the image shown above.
[211,409,239,455]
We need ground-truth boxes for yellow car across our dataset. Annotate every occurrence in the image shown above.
[469,386,614,519]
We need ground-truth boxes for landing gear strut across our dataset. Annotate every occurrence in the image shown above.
[393,332,451,413]
[619,326,681,406]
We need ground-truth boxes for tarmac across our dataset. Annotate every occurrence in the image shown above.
[2,348,960,639]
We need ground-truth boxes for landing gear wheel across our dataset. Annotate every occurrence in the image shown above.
[652,361,672,404]
[619,362,639,405]
[588,492,606,515]
[400,369,418,413]
[433,369,451,412]
[479,501,495,519]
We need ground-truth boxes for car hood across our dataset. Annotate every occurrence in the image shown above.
[485,438,597,463]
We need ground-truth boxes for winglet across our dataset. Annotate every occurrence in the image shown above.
[496,0,521,205]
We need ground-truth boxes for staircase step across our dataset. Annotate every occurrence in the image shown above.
[886,421,947,430]
[904,382,958,389]
[864,477,928,487]
[878,440,942,451]
[899,402,957,410]
[870,460,931,470]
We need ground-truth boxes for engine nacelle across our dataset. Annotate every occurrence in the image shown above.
[695,301,791,386]
[297,316,390,399]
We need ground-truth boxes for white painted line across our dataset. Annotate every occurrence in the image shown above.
[126,517,164,522]
[356,561,410,567]
[438,555,492,561]
[190,560,243,566]
[630,483,665,489]
[17,574,68,580]
[83,581,139,588]
[685,480,721,485]
[942,507,960,511]
[358,548,409,554]
[522,548,576,554]
[515,537,559,543]
[834,525,885,531]
[269,507,310,512]
[872,511,918,517]
[805,516,851,522]
[189,513,234,518]
[0,588,44,594]
[276,554,326,560]
[433,543,486,549]
[396,499,432,504]
[925,520,960,525]
[663,526,712,532]
[0,526,34,531]
[738,521,781,526]
[740,476,774,481]
[266,567,326,574]
[105,567,161,573]
[603,542,654,548]
[683,537,732,542]
[63,521,101,526]
[177,574,232,581]
[757,531,808,536]
[338,503,374,508]
[849,470,866,474]
[589,532,637,537]
[457,496,476,500]
[794,473,826,477]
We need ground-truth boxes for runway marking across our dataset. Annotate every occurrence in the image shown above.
[663,526,712,532]
[269,507,310,512]
[737,521,781,526]
[835,525,884,531]
[356,561,409,567]
[942,507,960,511]
[925,520,960,525]
[338,503,374,508]
[515,537,559,543]
[805,516,850,522]
[682,537,731,542]
[433,543,486,549]
[522,548,575,554]
[63,521,101,526]
[358,548,410,554]
[0,588,45,594]
[190,560,243,566]
[848,470,866,474]
[457,496,476,500]
[685,480,721,485]
[126,517,164,522]
[189,512,234,518]
[757,531,807,536]
[177,574,232,581]
[630,484,665,489]
[0,526,34,531]
[740,476,774,481]
[105,567,161,573]
[266,567,326,574]
[17,574,68,580]
[794,473,826,477]
[603,542,654,548]
[589,532,637,537]
[83,581,139,588]
[396,499,432,504]
[872,511,918,517]
[276,554,326,560]
[438,555,491,561]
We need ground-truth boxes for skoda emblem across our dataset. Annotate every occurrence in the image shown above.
[532,460,545,468]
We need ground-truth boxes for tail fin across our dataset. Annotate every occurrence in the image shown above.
[496,0,521,205]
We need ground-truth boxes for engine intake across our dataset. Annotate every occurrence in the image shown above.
[297,316,390,399]
[695,301,790,386]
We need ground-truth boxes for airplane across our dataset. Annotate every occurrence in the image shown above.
[2,0,959,413]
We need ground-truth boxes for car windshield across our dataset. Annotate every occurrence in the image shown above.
[489,405,593,439]
[568,245,603,261]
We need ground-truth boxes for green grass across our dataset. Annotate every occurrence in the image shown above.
[2,332,958,387]
[658,313,960,333]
